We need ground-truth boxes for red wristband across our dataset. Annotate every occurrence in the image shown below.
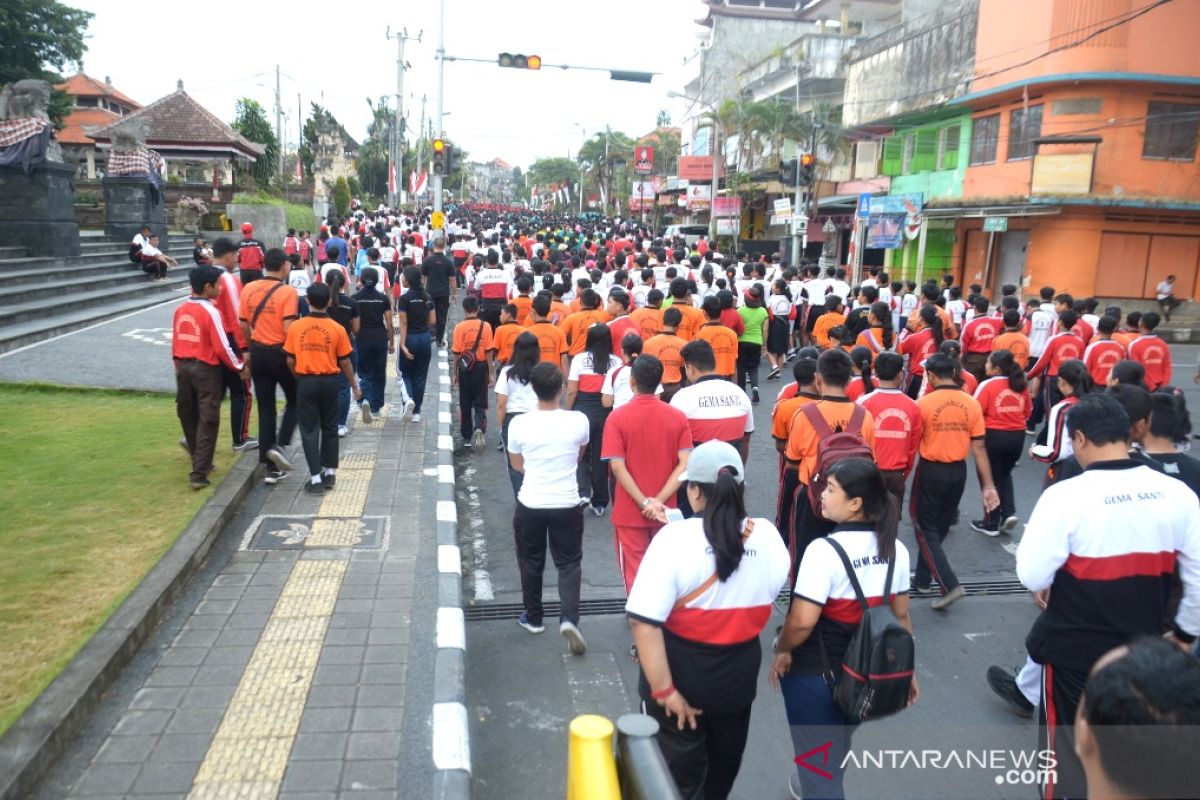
[650,683,676,700]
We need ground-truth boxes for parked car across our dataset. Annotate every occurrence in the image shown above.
[662,224,709,248]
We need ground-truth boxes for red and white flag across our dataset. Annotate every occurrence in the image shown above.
[388,157,396,195]
[410,170,428,197]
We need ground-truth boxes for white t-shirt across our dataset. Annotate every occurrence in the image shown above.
[568,352,622,393]
[507,409,590,509]
[601,363,663,409]
[496,366,540,416]
[766,294,793,318]
[794,528,911,611]
[670,376,755,443]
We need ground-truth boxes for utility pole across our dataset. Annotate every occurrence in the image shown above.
[386,27,422,209]
[433,0,446,239]
[275,65,283,181]
[297,93,302,183]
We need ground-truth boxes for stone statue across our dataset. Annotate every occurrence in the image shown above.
[109,117,150,152]
[0,79,62,162]
[106,117,165,182]
[820,218,838,259]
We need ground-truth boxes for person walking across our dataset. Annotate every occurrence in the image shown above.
[736,285,769,403]
[422,238,459,347]
[236,222,266,286]
[971,350,1032,536]
[770,458,917,800]
[566,323,621,516]
[395,266,436,422]
[496,332,541,497]
[238,249,299,484]
[644,307,688,401]
[602,355,693,595]
[626,441,789,800]
[910,353,1000,609]
[450,296,495,452]
[323,272,361,436]
[173,266,248,489]
[1128,311,1173,391]
[1016,393,1200,800]
[351,271,393,420]
[508,363,591,654]
[209,237,256,452]
[284,283,362,494]
[764,281,793,381]
[856,351,920,510]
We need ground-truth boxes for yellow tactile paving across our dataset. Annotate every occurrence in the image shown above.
[312,471,372,517]
[306,517,369,548]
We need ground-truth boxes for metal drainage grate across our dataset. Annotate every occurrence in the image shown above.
[462,577,1028,622]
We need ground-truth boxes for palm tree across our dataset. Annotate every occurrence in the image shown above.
[746,100,809,169]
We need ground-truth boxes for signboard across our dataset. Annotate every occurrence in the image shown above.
[1031,152,1094,195]
[856,192,871,218]
[656,193,675,206]
[983,216,1008,233]
[712,197,742,218]
[770,213,790,227]
[686,183,711,211]
[431,210,445,229]
[678,156,719,182]
[773,198,793,214]
[634,146,655,175]
[716,218,739,236]
[628,196,654,212]
[865,193,922,250]
[631,180,655,198]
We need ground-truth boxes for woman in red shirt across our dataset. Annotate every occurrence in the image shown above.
[899,305,941,400]
[971,350,1032,536]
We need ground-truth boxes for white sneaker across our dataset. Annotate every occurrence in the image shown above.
[412,412,421,422]
[361,400,373,424]
[560,621,587,655]
[1001,515,1021,534]
[403,399,415,422]
[337,425,349,438]
[471,428,485,453]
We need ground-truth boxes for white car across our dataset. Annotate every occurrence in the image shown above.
[663,224,709,248]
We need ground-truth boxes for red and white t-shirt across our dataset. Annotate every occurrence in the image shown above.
[857,388,922,473]
[670,375,755,446]
[568,353,621,395]
[973,376,1032,432]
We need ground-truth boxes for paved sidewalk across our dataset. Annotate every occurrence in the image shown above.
[36,358,441,799]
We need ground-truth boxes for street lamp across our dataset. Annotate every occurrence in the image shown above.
[667,90,720,240]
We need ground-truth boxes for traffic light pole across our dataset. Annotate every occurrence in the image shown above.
[433,0,446,240]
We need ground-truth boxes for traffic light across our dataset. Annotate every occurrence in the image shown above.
[799,153,815,186]
[498,53,541,70]
[781,158,797,185]
[445,144,458,175]
[432,138,447,176]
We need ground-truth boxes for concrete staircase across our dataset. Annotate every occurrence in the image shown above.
[1095,296,1200,344]
[0,231,195,354]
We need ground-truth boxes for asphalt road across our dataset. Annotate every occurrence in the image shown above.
[459,344,1200,800]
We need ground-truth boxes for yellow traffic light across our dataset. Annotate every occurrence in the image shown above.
[432,138,446,153]
[432,139,447,175]
[800,152,814,167]
[526,55,541,70]
[498,53,542,70]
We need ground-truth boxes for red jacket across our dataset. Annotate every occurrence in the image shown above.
[1083,339,1125,385]
[1128,334,1173,391]
[172,298,243,371]
[214,270,247,349]
[857,388,922,473]
[1027,332,1084,379]
[237,238,266,272]
[960,316,1002,354]
[974,375,1031,432]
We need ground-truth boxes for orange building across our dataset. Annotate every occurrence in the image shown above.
[53,73,141,179]
[949,0,1200,304]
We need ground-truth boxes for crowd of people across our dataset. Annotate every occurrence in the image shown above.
[168,204,1200,800]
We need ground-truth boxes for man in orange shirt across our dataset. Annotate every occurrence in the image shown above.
[561,289,611,356]
[784,350,876,565]
[992,309,1031,367]
[643,307,688,401]
[547,286,571,326]
[770,355,820,539]
[810,295,846,350]
[906,284,959,339]
[511,275,535,325]
[284,282,361,494]
[911,353,999,610]
[527,294,569,374]
[451,296,495,453]
[493,304,525,368]
[664,277,703,341]
[630,289,664,340]
[695,295,739,381]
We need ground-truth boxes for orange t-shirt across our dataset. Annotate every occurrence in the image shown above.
[643,333,687,384]
[784,398,877,484]
[812,311,847,350]
[630,306,663,340]
[992,330,1031,367]
[451,318,494,362]
[493,322,525,364]
[907,304,958,340]
[527,321,568,366]
[238,277,299,346]
[512,295,533,326]
[672,303,705,341]
[916,385,985,462]
[546,300,571,326]
[283,314,352,375]
[696,323,739,377]
[771,392,820,443]
[1113,330,1138,350]
[562,309,612,356]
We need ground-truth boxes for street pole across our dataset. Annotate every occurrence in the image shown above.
[433,0,446,238]
[275,65,283,182]
[708,122,719,240]
[394,34,405,208]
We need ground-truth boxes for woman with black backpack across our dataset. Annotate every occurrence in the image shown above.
[769,457,918,800]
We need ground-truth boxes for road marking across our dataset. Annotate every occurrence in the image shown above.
[438,434,454,451]
[437,607,466,650]
[439,411,452,424]
[432,702,471,772]
[564,652,631,718]
[963,632,997,642]
[439,464,455,484]
[0,293,184,359]
[437,500,457,522]
[438,545,462,575]
[440,375,451,387]
[424,467,439,476]
[122,327,173,346]
[440,391,452,402]
[1002,542,1020,558]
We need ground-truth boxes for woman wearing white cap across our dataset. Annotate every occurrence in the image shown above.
[625,440,789,800]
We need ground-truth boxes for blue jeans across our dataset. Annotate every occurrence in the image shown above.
[357,338,389,413]
[398,330,433,413]
[780,673,857,800]
[337,345,358,426]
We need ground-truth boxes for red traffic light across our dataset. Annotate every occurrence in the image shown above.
[800,153,814,167]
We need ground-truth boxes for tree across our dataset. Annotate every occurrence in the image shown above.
[332,176,351,216]
[347,176,362,199]
[300,102,347,181]
[231,98,279,186]
[0,0,94,128]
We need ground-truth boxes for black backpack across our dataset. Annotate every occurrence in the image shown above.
[818,537,915,722]
[128,242,142,264]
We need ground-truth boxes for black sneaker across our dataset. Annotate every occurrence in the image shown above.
[987,665,1034,718]
[322,471,336,489]
[752,386,760,404]
[189,477,211,490]
[767,366,781,380]
[304,478,326,495]
[264,468,288,485]
[970,519,1000,537]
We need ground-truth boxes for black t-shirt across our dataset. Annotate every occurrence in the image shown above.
[351,288,391,342]
[326,295,359,342]
[396,290,433,334]
[192,246,211,265]
[1146,451,1200,500]
[421,253,458,298]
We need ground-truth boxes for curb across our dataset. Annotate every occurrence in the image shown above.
[431,346,472,799]
[0,453,261,800]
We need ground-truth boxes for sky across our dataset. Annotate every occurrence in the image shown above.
[69,0,709,170]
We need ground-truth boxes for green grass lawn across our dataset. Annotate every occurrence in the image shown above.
[0,384,234,734]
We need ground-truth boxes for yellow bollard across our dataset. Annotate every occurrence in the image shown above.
[566,714,621,800]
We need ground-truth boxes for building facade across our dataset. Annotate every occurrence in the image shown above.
[54,73,141,179]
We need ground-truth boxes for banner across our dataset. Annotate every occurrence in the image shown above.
[866,194,922,250]
[686,183,711,211]
[678,156,716,182]
[712,197,742,218]
[634,145,654,175]
[631,180,655,198]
